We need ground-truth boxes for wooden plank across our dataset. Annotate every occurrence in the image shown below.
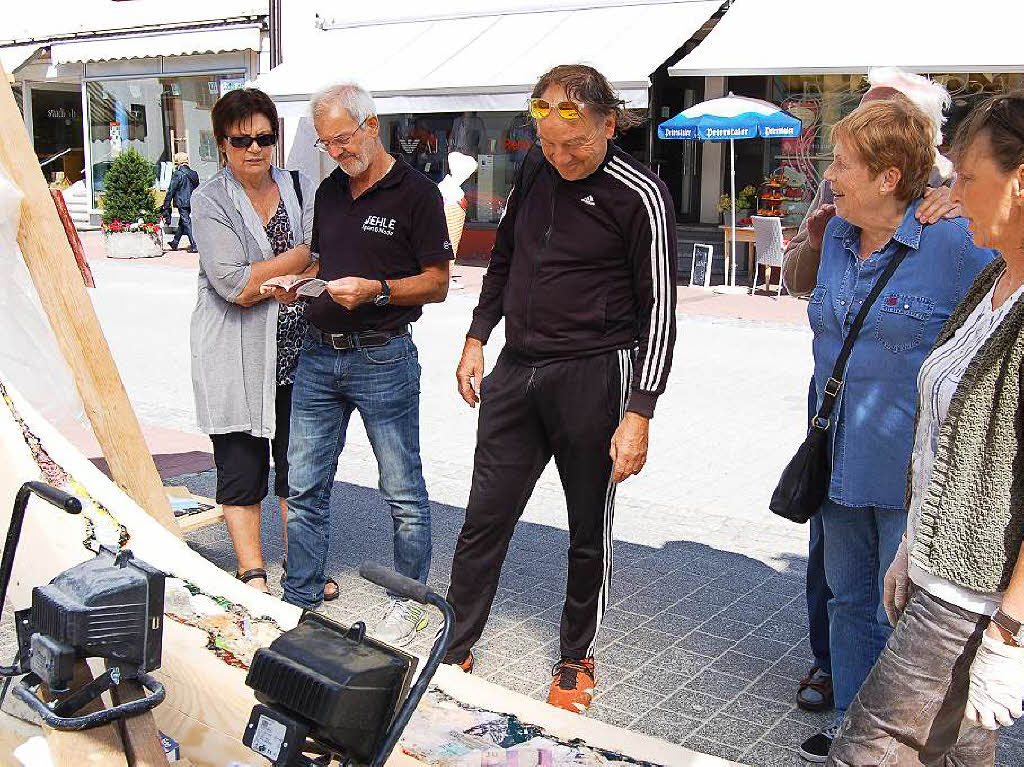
[41,661,128,767]
[109,677,170,767]
[0,63,179,537]
[49,188,95,288]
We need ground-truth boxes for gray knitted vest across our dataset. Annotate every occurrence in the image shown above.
[909,258,1024,592]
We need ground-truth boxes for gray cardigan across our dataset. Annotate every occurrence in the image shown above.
[909,258,1024,592]
[189,166,316,437]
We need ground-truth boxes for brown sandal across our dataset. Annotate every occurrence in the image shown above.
[237,568,269,593]
[796,665,834,712]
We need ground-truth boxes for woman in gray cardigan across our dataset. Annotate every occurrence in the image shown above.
[829,93,1024,765]
[190,89,324,596]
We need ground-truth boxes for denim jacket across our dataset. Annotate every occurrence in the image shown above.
[809,198,994,510]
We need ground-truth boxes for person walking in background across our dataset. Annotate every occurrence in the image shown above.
[163,152,200,252]
[792,98,993,762]
[189,88,318,595]
[443,64,677,715]
[781,68,964,719]
[829,92,1024,767]
[279,83,451,645]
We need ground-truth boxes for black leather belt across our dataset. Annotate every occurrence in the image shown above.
[308,325,410,351]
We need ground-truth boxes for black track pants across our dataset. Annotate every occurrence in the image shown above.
[443,348,633,663]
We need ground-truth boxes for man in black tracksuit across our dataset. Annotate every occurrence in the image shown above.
[445,64,677,713]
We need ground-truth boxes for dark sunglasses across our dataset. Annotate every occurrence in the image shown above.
[226,133,278,149]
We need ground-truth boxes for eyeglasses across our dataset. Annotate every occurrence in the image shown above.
[529,98,585,120]
[314,119,368,152]
[226,133,278,149]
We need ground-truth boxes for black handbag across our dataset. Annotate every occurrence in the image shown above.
[770,244,911,523]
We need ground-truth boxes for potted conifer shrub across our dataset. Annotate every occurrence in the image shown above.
[101,149,163,258]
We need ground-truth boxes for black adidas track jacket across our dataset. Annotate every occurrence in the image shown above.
[467,143,677,418]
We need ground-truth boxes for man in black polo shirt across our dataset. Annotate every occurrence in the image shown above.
[280,83,450,645]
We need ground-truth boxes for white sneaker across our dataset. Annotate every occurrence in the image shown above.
[374,598,429,647]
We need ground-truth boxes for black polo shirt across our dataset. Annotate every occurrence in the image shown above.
[308,156,451,333]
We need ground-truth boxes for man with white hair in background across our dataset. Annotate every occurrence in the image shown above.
[278,83,451,644]
[781,68,963,761]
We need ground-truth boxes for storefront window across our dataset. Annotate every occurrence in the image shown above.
[764,72,1024,225]
[378,110,536,225]
[86,73,246,207]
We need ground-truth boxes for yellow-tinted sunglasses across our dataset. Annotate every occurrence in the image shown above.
[529,98,584,120]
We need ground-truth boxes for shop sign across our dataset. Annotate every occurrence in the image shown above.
[110,123,122,156]
[219,77,245,97]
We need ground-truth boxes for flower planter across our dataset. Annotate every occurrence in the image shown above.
[104,230,163,259]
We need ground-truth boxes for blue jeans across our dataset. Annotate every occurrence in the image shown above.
[821,499,906,713]
[283,333,431,608]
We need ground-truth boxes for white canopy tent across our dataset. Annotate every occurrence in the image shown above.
[48,25,263,65]
[258,1,723,112]
[669,0,1024,76]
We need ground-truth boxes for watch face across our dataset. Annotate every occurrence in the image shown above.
[374,293,389,307]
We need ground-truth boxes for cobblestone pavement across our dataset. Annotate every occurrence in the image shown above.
[3,255,1023,765]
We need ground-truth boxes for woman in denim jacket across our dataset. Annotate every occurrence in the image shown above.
[828,93,1024,767]
[796,99,994,762]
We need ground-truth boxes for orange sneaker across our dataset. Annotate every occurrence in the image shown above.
[546,657,596,714]
[453,651,474,674]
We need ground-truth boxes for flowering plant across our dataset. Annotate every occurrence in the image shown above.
[102,219,162,235]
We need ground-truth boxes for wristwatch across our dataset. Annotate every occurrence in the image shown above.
[991,608,1024,646]
[373,279,391,307]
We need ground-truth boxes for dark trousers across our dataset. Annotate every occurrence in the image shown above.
[808,512,833,672]
[443,348,633,664]
[805,376,832,672]
[171,207,195,249]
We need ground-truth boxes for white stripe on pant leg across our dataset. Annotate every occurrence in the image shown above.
[587,349,631,657]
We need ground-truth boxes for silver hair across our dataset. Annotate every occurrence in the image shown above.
[310,82,377,124]
[866,67,950,147]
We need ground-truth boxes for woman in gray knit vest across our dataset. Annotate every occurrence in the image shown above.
[829,93,1024,765]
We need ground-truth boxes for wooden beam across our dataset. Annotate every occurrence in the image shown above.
[109,677,170,767]
[41,661,128,767]
[0,63,180,537]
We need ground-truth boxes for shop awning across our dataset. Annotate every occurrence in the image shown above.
[258,1,722,113]
[0,44,44,78]
[49,24,262,65]
[669,0,1024,76]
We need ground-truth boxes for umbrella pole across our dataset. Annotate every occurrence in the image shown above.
[730,138,737,287]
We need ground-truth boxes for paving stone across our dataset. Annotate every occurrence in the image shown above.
[746,672,798,704]
[741,742,808,766]
[652,646,713,678]
[762,716,820,749]
[671,600,725,623]
[785,704,839,729]
[769,654,814,680]
[697,616,752,641]
[756,617,809,645]
[688,586,741,608]
[721,693,794,729]
[682,736,744,761]
[594,682,659,713]
[484,670,546,697]
[662,687,729,721]
[675,630,735,659]
[631,708,701,744]
[627,628,680,654]
[599,610,649,633]
[621,667,690,698]
[587,704,637,730]
[710,651,773,682]
[734,635,797,663]
[602,644,658,672]
[693,714,768,748]
[997,736,1024,767]
[727,599,782,626]
[685,670,751,700]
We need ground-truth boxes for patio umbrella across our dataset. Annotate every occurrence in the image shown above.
[658,94,801,290]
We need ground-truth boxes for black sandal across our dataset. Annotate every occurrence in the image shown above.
[796,666,834,712]
[237,568,269,591]
[280,559,339,601]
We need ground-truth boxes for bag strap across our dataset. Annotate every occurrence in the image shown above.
[812,243,912,431]
[289,169,302,207]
